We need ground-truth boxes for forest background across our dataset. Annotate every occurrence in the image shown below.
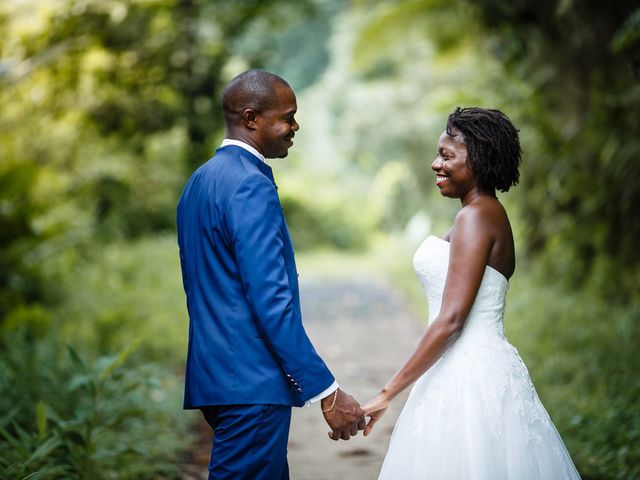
[1,0,639,478]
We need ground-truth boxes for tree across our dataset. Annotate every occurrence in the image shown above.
[0,0,319,324]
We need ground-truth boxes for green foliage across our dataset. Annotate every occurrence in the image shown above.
[0,0,328,315]
[279,178,371,250]
[0,332,190,479]
[2,0,639,477]
[344,0,640,300]
[1,1,339,475]
[506,268,640,480]
[232,0,346,91]
[472,0,640,303]
[56,235,188,363]
[334,2,640,476]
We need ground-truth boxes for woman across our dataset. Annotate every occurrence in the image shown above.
[363,107,581,479]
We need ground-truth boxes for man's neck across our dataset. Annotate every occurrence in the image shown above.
[221,138,266,163]
[226,132,263,152]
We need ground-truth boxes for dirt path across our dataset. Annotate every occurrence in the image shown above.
[183,275,424,480]
[288,277,422,479]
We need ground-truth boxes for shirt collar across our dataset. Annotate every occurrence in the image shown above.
[220,139,266,163]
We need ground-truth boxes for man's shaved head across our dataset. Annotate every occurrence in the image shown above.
[221,70,299,159]
[222,70,290,124]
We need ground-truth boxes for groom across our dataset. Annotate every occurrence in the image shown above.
[177,70,365,479]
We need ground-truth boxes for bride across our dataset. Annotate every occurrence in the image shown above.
[362,107,581,479]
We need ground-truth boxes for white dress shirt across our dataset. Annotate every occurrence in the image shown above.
[221,138,266,163]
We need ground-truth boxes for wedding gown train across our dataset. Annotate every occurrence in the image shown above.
[378,235,581,479]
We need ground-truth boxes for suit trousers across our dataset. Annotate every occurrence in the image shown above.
[201,404,292,480]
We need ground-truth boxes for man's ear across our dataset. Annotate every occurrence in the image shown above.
[242,108,259,130]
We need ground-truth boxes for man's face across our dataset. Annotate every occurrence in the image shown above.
[254,84,299,159]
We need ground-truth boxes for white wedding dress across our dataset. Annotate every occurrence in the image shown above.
[379,235,581,479]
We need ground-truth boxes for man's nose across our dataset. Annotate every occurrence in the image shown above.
[431,158,442,171]
[292,120,300,132]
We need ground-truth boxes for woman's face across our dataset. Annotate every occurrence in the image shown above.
[431,129,477,199]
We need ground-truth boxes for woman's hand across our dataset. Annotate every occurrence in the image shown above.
[362,392,391,436]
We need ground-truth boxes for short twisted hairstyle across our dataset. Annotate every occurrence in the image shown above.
[446,107,522,193]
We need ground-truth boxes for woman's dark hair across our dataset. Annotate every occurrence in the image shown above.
[446,107,522,193]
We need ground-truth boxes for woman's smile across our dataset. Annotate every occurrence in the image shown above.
[436,174,448,186]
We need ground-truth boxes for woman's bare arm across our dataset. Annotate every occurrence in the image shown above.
[363,205,494,434]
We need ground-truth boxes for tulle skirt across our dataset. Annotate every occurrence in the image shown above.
[378,338,581,480]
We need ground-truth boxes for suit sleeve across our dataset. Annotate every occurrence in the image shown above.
[226,173,335,401]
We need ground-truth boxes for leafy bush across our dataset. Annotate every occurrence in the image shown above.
[0,331,191,479]
[279,189,372,251]
[504,267,640,480]
[55,235,188,364]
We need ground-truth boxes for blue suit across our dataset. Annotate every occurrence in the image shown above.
[177,145,334,478]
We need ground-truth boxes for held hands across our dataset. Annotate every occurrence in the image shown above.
[361,392,391,436]
[321,389,366,441]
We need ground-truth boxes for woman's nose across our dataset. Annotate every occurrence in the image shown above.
[431,158,442,171]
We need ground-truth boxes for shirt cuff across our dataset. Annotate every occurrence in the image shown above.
[305,381,339,407]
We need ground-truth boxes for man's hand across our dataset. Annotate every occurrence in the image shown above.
[321,389,366,441]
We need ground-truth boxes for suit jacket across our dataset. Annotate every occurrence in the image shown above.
[177,145,334,408]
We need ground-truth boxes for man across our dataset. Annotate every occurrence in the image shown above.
[177,70,365,479]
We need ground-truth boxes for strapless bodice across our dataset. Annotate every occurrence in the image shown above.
[413,235,509,343]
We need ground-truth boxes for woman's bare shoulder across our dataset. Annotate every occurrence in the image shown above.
[451,198,509,246]
[454,198,497,225]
